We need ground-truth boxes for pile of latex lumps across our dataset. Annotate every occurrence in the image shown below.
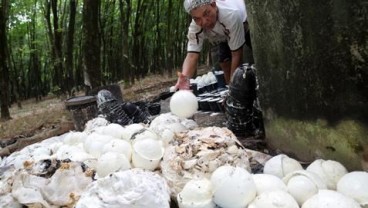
[0,113,198,207]
[175,154,368,208]
[160,126,252,196]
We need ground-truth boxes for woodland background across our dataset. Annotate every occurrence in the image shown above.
[0,0,212,120]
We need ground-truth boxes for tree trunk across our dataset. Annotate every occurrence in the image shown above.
[65,0,76,96]
[27,0,43,101]
[119,0,131,84]
[28,17,42,101]
[7,34,22,108]
[0,0,10,120]
[51,0,64,91]
[131,0,150,81]
[44,0,57,89]
[166,0,173,77]
[83,0,101,91]
[247,0,368,170]
[154,0,161,74]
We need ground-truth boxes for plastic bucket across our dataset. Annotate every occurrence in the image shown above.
[65,96,98,131]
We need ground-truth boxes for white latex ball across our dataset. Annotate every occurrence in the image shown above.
[63,131,88,146]
[336,171,368,207]
[181,119,198,130]
[248,190,299,208]
[83,117,110,133]
[102,139,132,161]
[306,159,348,190]
[197,78,205,88]
[55,144,92,162]
[177,178,215,208]
[132,129,159,142]
[302,190,361,208]
[263,154,303,178]
[207,71,217,84]
[121,123,145,141]
[170,90,198,118]
[283,170,327,206]
[252,174,287,195]
[149,113,181,131]
[166,122,188,133]
[132,138,164,171]
[161,129,175,147]
[31,146,52,162]
[96,152,131,178]
[211,165,256,208]
[201,74,209,85]
[84,133,115,158]
[96,123,126,139]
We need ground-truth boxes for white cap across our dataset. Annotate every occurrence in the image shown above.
[184,0,213,13]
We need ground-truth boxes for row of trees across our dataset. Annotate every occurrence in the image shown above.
[0,0,211,120]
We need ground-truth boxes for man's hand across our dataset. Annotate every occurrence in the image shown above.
[175,72,190,90]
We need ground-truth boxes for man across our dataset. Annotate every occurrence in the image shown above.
[176,0,252,90]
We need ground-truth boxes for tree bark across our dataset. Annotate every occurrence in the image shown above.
[65,0,76,96]
[119,0,131,84]
[83,0,101,90]
[27,0,43,101]
[0,0,11,120]
[51,0,64,91]
[247,0,368,170]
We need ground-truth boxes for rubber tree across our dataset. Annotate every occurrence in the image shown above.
[0,0,11,120]
[246,0,368,170]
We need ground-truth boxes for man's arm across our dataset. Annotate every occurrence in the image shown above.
[230,46,243,79]
[175,52,200,89]
[182,52,200,78]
